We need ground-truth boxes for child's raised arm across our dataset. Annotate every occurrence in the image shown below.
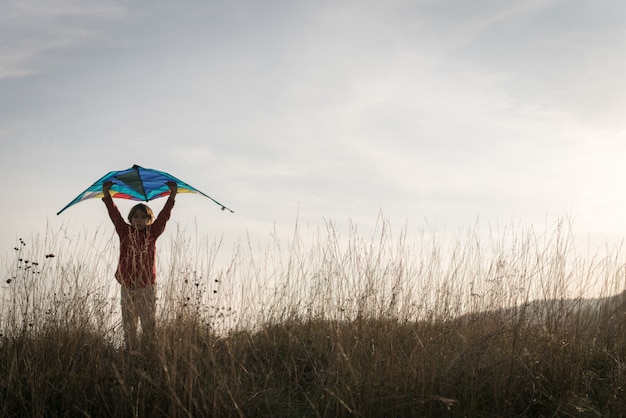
[166,181,178,199]
[103,181,113,197]
[101,181,126,232]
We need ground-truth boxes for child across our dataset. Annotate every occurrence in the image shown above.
[102,180,177,351]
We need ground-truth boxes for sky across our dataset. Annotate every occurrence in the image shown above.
[2,0,626,264]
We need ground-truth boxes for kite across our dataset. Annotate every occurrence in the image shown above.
[57,164,233,215]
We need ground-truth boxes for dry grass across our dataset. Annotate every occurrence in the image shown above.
[1,217,625,417]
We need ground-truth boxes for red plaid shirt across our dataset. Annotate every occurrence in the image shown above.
[103,195,174,288]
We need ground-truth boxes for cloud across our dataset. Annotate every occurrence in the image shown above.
[0,0,126,79]
[172,146,214,166]
[1,0,625,256]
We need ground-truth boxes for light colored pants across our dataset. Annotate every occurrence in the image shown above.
[121,285,156,351]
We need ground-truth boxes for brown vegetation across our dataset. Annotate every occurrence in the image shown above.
[1,219,625,416]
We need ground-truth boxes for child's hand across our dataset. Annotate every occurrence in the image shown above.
[103,181,113,195]
[167,181,178,196]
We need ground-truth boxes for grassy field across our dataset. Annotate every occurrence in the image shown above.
[1,218,625,417]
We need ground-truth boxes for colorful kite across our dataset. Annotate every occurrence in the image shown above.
[57,164,233,215]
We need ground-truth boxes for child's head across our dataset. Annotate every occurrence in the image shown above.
[128,204,154,231]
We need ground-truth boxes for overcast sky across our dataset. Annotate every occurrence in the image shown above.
[2,0,626,261]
